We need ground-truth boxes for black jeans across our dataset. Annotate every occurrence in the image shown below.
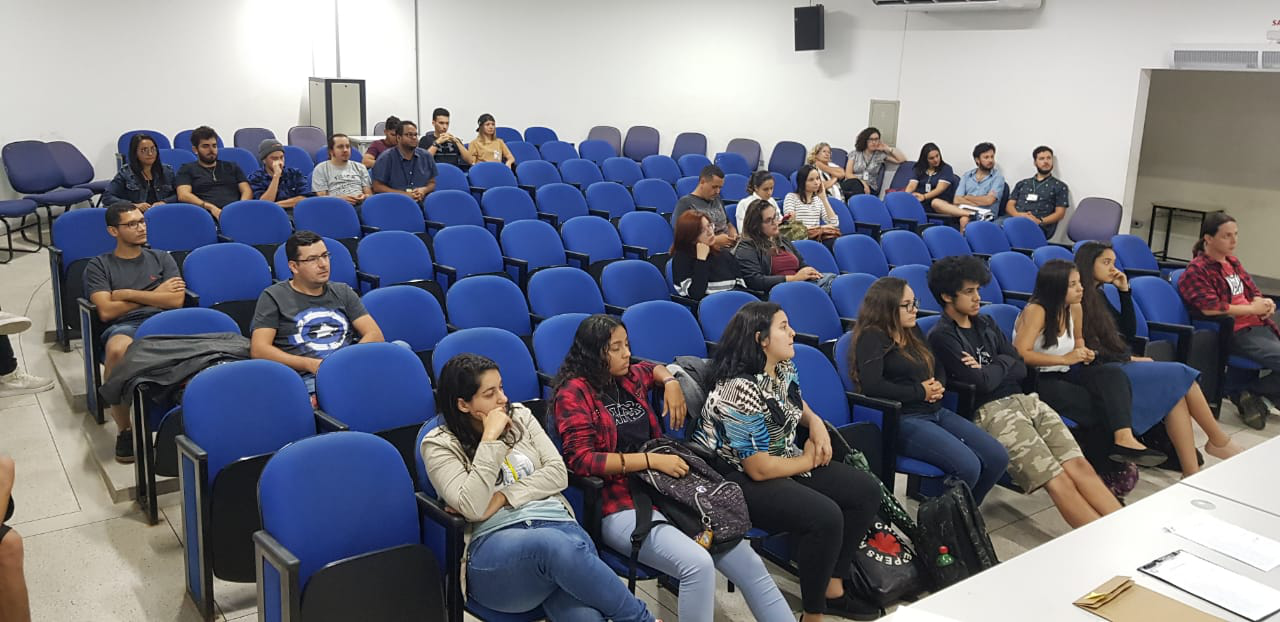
[1231,326,1280,398]
[727,459,881,614]
[0,336,16,376]
[1036,365,1133,474]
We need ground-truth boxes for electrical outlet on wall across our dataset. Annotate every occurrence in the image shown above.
[1132,220,1144,229]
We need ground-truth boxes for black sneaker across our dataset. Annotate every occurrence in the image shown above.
[116,430,135,464]
[1235,391,1268,430]
[824,593,883,621]
[1108,444,1167,467]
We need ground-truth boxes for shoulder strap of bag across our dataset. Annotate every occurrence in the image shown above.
[627,478,655,593]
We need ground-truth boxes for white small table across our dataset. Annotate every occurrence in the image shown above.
[349,135,385,151]
[888,484,1280,621]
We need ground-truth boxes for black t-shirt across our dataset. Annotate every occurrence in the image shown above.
[605,380,651,452]
[419,131,462,166]
[176,161,247,208]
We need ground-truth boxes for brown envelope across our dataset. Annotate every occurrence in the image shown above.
[1074,576,1226,622]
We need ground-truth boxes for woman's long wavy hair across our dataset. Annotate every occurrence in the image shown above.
[1028,259,1076,350]
[849,277,933,385]
[1074,242,1131,358]
[553,314,624,394]
[741,198,781,252]
[437,353,522,461]
[708,301,783,386]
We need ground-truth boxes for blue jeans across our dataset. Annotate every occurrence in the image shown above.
[602,509,793,622]
[468,520,653,622]
[897,407,1009,503]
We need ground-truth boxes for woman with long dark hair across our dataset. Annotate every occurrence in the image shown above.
[421,353,656,621]
[1180,211,1280,429]
[736,170,777,232]
[841,127,904,197]
[669,210,744,300]
[851,277,1008,502]
[1012,259,1169,474]
[904,143,967,231]
[783,165,842,243]
[1075,242,1243,473]
[553,315,792,622]
[697,302,883,622]
[734,200,835,293]
[102,133,177,210]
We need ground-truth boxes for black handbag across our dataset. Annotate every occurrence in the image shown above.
[847,515,925,607]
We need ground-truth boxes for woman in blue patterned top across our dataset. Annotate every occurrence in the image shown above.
[695,301,882,622]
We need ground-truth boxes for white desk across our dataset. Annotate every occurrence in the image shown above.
[1181,435,1280,518]
[888,484,1280,621]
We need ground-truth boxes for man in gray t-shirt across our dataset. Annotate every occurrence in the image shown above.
[84,203,187,463]
[311,133,373,204]
[250,230,385,394]
[671,164,737,250]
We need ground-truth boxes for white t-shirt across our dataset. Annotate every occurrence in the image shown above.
[736,196,778,232]
[310,160,371,196]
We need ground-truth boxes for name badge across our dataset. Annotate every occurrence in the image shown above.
[1027,193,1039,202]
[493,150,500,159]
[861,171,870,181]
[924,183,932,193]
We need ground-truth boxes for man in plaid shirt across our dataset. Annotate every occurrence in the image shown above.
[1178,212,1279,429]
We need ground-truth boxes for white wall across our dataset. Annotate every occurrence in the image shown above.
[1132,69,1280,277]
[418,0,1277,239]
[0,0,415,199]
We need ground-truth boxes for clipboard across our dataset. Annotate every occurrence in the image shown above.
[1073,576,1225,621]
[1139,550,1280,621]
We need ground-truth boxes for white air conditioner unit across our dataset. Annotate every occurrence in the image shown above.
[1171,44,1280,71]
[870,0,1042,11]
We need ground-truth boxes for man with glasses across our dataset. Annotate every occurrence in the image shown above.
[370,119,437,201]
[250,230,385,398]
[84,203,186,463]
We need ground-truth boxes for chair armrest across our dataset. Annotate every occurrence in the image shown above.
[1011,246,1036,256]
[359,224,380,235]
[927,213,962,226]
[77,296,100,325]
[973,252,991,261]
[635,204,657,213]
[253,530,301,622]
[1123,267,1162,279]
[502,256,529,285]
[845,391,903,487]
[217,234,233,243]
[425,219,446,234]
[1002,290,1032,302]
[587,208,612,219]
[535,212,560,228]
[1145,320,1193,362]
[313,409,349,432]
[890,217,921,231]
[356,271,381,292]
[853,221,882,239]
[433,263,457,289]
[415,492,466,622]
[794,332,820,348]
[1157,259,1188,270]
[670,294,697,311]
[947,380,977,419]
[565,250,590,269]
[1128,335,1149,357]
[481,215,504,237]
[622,244,649,260]
[604,303,627,315]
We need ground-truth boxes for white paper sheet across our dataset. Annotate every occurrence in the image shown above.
[1166,513,1280,571]
[1140,550,1280,622]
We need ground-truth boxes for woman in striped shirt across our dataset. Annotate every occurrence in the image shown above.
[783,165,842,243]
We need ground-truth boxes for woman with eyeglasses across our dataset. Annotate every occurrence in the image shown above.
[734,199,835,293]
[103,133,177,211]
[422,353,658,621]
[850,277,1008,503]
[841,127,904,197]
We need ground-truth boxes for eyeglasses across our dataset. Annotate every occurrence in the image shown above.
[138,147,158,155]
[113,220,146,230]
[899,299,919,311]
[295,252,330,264]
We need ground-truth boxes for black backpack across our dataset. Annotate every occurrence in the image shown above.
[627,438,751,590]
[914,478,999,590]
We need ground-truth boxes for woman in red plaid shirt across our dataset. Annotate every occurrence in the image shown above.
[552,314,793,622]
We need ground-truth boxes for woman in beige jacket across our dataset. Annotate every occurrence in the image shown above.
[421,353,656,621]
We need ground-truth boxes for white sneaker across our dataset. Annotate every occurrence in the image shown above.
[1261,395,1280,417]
[0,369,54,397]
[0,312,32,336]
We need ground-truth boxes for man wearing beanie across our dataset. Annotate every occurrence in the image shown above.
[248,139,313,209]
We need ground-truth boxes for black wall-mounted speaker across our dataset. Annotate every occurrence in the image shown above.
[795,5,825,51]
